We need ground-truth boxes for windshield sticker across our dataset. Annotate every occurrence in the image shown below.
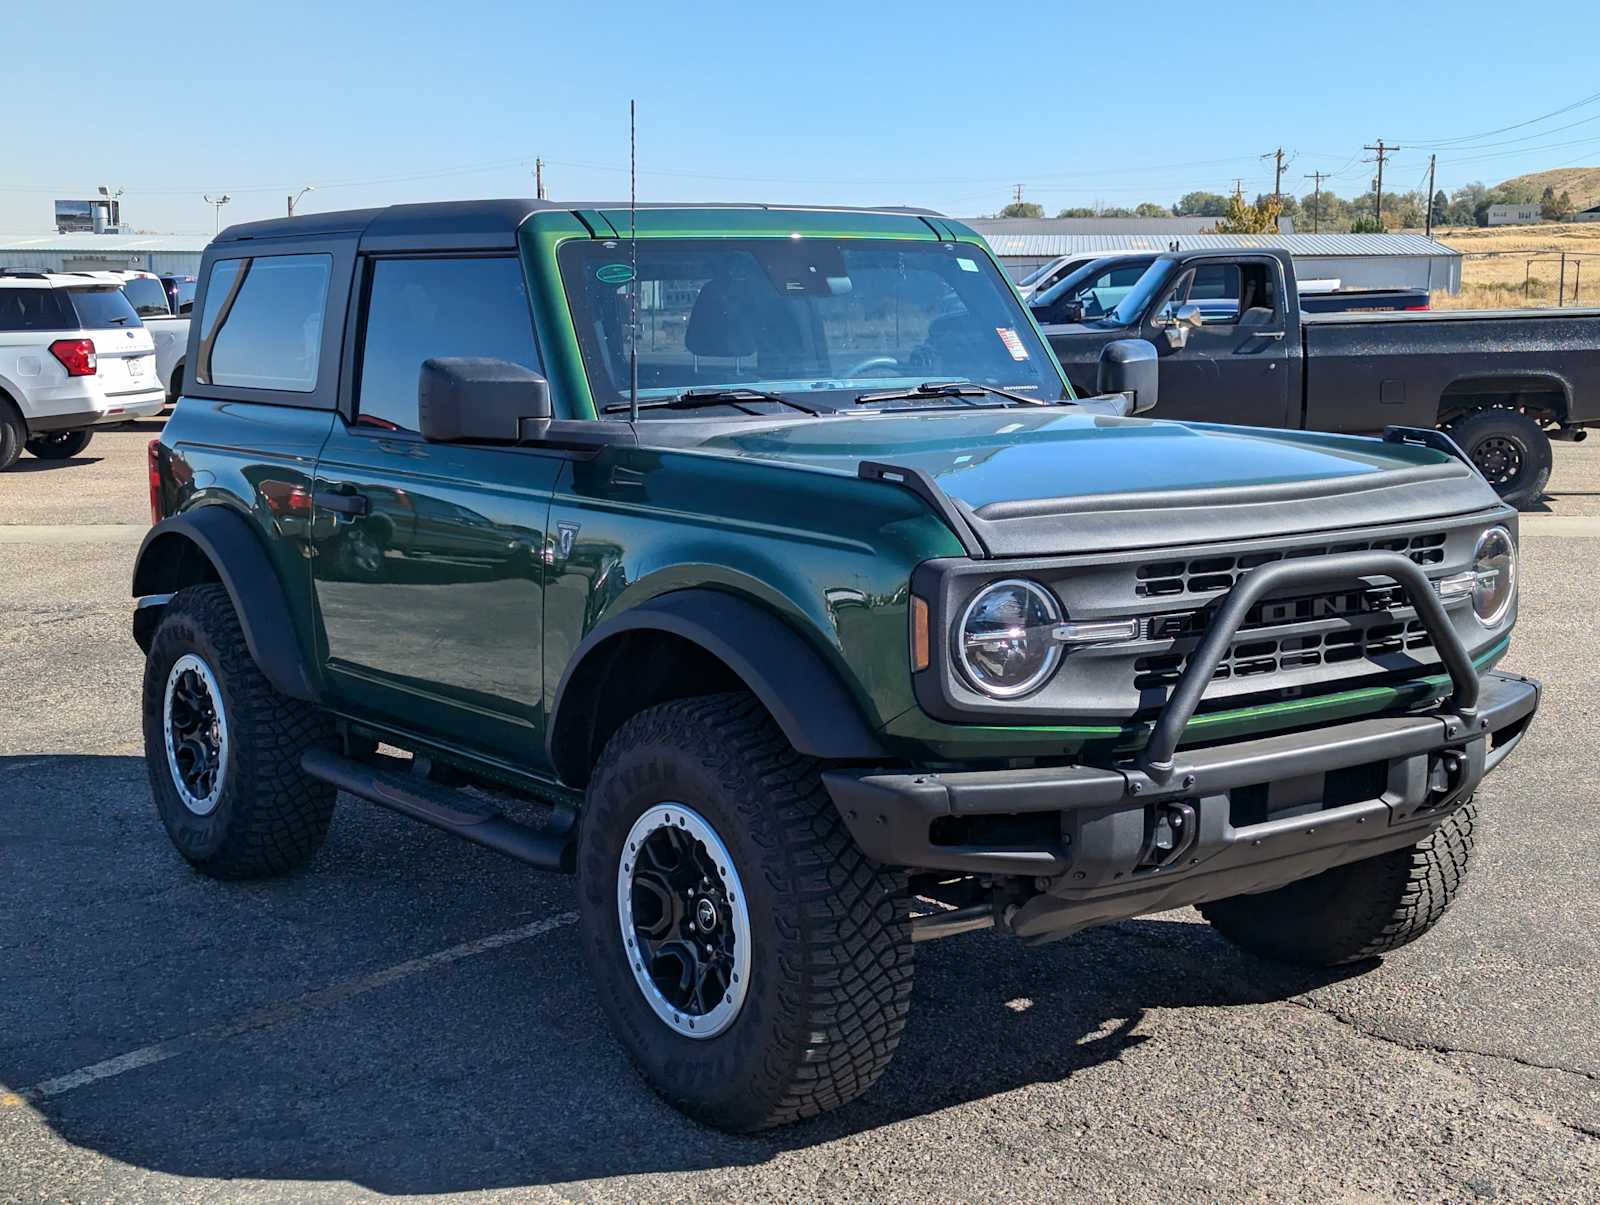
[956,257,980,273]
[995,327,1030,361]
[596,263,636,285]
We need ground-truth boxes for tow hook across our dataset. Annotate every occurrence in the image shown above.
[1137,800,1198,871]
[1427,747,1470,804]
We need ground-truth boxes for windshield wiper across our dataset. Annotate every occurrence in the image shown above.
[603,387,825,417]
[853,380,1052,408]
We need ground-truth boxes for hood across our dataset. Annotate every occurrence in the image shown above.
[655,409,1500,555]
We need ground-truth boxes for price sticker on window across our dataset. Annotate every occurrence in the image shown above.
[995,327,1030,361]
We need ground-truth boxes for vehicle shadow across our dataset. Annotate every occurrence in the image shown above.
[2,456,104,472]
[1,753,1364,1195]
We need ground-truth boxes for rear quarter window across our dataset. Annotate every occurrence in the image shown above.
[66,287,142,330]
[200,254,332,393]
[0,288,73,332]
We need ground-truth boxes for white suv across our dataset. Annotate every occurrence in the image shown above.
[0,271,165,469]
[87,270,190,404]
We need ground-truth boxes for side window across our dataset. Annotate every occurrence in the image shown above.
[0,288,71,332]
[203,254,331,392]
[204,255,331,392]
[354,257,539,431]
[1190,263,1242,322]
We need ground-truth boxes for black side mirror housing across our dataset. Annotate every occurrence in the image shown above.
[417,357,552,444]
[1095,338,1160,415]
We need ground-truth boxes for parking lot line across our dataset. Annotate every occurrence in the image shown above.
[1517,515,1600,536]
[0,524,148,544]
[14,911,578,1104]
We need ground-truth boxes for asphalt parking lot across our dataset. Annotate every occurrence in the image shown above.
[2,422,1598,1202]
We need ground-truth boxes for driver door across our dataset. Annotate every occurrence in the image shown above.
[1142,259,1293,427]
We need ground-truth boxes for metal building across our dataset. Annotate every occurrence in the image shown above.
[968,224,1463,294]
[0,232,208,277]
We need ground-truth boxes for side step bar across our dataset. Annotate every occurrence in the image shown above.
[301,747,574,873]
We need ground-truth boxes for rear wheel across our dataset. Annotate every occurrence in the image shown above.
[1448,408,1551,511]
[0,398,23,471]
[1200,802,1476,967]
[26,429,94,460]
[576,692,914,1131]
[143,584,336,878]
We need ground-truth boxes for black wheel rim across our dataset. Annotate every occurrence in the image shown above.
[619,804,751,1038]
[1471,434,1524,487]
[163,653,229,815]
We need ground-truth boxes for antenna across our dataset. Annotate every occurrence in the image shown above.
[628,98,640,424]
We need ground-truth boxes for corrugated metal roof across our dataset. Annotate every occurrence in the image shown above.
[0,232,213,252]
[966,217,1220,236]
[976,231,1460,259]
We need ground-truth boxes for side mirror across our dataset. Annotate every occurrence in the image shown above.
[1095,339,1159,415]
[417,357,552,444]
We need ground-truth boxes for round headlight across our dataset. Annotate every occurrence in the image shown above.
[956,579,1062,698]
[1472,526,1516,625]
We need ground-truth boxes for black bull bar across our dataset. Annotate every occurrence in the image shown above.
[1136,550,1480,781]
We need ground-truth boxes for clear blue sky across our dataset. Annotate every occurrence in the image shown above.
[5,0,1597,234]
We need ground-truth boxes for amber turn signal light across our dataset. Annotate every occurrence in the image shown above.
[910,595,930,672]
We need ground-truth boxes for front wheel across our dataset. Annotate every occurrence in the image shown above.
[576,692,914,1131]
[1448,408,1551,511]
[26,429,94,460]
[1200,801,1476,967]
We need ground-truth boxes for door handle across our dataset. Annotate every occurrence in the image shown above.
[1256,330,1287,340]
[314,489,369,517]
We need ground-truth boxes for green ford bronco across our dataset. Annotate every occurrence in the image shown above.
[134,200,1538,1130]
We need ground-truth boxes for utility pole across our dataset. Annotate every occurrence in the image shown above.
[1364,139,1400,227]
[535,158,545,200]
[287,186,314,217]
[1304,171,1328,233]
[1013,184,1025,205]
[1230,178,1245,204]
[1262,147,1287,203]
[1425,153,1438,238]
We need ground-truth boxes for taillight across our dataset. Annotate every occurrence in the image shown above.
[49,338,97,377]
[1404,304,1430,311]
[148,439,164,524]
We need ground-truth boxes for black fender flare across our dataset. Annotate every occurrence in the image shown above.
[548,588,888,777]
[132,507,319,702]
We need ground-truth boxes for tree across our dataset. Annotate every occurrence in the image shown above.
[1540,186,1561,222]
[1350,214,1385,234]
[1134,201,1169,218]
[1174,190,1231,217]
[1431,190,1449,228]
[1054,206,1095,218]
[1211,192,1283,234]
[998,201,1044,219]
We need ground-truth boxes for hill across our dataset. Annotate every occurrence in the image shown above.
[1495,167,1600,212]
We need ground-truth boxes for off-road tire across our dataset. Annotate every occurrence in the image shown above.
[576,692,914,1131]
[1200,801,1477,967]
[1448,408,1551,511]
[0,396,24,471]
[143,584,336,879]
[26,429,94,460]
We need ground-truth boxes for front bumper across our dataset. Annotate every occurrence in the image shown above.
[824,670,1538,941]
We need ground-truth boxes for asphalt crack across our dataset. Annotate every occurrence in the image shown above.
[1286,994,1600,1143]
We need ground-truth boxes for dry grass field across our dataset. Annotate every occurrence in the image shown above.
[1426,222,1600,309]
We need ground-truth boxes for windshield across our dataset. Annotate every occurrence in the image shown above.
[558,237,1068,414]
[1016,259,1061,287]
[66,287,142,330]
[121,276,171,317]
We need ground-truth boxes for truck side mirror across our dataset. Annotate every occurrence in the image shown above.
[417,357,553,444]
[1095,339,1159,415]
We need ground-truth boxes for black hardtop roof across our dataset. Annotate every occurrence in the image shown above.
[214,199,946,247]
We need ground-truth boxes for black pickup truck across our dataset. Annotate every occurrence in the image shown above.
[1038,248,1600,508]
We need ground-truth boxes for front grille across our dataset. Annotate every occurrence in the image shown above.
[1134,533,1446,598]
[1134,616,1435,690]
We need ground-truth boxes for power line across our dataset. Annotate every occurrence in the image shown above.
[1399,89,1600,148]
